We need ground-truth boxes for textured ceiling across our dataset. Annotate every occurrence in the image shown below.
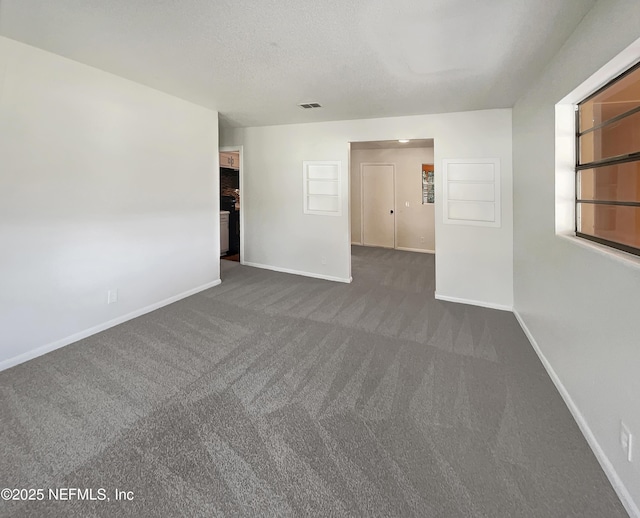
[0,0,596,127]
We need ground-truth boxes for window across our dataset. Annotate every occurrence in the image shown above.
[576,62,640,256]
[422,164,434,204]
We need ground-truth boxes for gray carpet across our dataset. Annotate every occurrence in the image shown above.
[0,246,627,517]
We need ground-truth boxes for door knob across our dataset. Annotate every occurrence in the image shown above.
[390,210,394,214]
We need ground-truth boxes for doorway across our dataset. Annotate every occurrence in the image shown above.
[350,139,435,253]
[219,147,243,267]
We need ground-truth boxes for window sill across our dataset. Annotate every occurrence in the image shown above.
[557,232,640,270]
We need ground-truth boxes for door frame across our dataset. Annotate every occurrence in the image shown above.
[219,145,244,264]
[360,162,396,249]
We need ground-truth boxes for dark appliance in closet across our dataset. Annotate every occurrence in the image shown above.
[220,195,239,255]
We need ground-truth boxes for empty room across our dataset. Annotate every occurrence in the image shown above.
[1,1,639,517]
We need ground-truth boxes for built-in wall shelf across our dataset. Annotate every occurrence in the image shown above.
[442,158,501,227]
[303,161,341,216]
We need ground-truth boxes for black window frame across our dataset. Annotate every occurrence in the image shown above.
[575,60,640,257]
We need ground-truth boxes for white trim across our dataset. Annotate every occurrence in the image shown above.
[434,293,512,311]
[359,244,394,249]
[395,246,435,254]
[351,241,363,246]
[243,261,352,283]
[0,280,222,373]
[513,310,640,518]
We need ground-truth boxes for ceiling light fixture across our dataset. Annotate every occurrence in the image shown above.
[398,139,410,143]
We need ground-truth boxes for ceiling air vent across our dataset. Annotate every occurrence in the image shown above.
[298,102,322,109]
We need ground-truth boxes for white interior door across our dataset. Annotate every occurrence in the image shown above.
[362,164,395,248]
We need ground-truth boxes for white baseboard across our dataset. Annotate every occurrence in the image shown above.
[0,279,222,373]
[351,241,363,246]
[514,310,639,518]
[434,293,512,311]
[395,246,435,254]
[243,261,352,283]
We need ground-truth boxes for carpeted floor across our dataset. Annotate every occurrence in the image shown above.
[0,246,627,517]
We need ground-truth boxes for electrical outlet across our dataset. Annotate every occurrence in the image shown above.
[405,201,410,207]
[107,289,118,304]
[321,256,327,265]
[621,421,633,462]
[420,236,425,242]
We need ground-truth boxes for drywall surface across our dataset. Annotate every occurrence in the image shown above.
[220,126,244,149]
[0,37,219,368]
[512,0,640,514]
[225,109,512,306]
[350,147,435,251]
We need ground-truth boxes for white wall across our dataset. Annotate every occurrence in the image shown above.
[350,146,435,252]
[221,109,513,307]
[0,37,220,369]
[512,0,640,514]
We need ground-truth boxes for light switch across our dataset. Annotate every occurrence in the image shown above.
[107,289,118,304]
